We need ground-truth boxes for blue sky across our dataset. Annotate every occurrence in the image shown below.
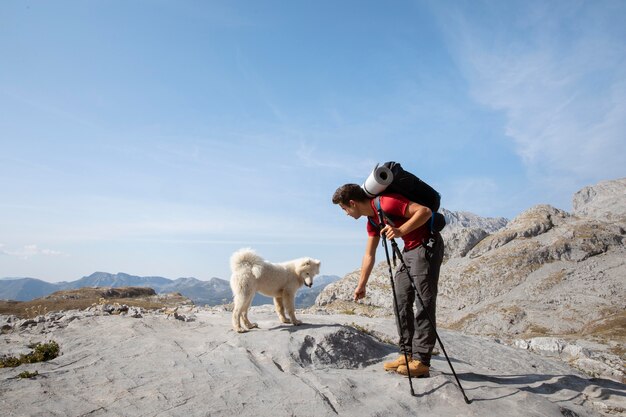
[1,0,625,283]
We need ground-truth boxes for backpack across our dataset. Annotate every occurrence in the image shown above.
[382,161,441,212]
[364,161,446,232]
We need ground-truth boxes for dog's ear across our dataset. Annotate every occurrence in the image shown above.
[303,258,320,266]
[296,259,311,276]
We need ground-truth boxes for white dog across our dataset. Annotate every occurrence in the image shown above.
[230,248,321,333]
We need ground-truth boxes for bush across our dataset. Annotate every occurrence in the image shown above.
[0,341,60,368]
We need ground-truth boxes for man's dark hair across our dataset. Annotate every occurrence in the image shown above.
[332,184,369,205]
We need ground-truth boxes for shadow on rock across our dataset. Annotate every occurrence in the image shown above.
[458,372,626,402]
[268,322,345,332]
[288,325,396,369]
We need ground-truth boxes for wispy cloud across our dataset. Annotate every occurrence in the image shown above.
[295,141,377,179]
[0,244,66,260]
[436,2,626,185]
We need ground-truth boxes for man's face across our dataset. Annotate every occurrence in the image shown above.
[339,201,360,219]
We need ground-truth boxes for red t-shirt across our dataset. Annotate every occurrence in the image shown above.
[366,193,430,251]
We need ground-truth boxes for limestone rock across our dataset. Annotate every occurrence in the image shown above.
[127,306,143,318]
[440,208,508,233]
[440,208,508,260]
[467,205,570,258]
[1,309,624,416]
[573,177,626,221]
[442,227,489,259]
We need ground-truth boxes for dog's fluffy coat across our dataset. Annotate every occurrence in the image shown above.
[230,248,321,333]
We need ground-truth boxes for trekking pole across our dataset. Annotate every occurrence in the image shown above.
[380,233,415,396]
[389,239,472,405]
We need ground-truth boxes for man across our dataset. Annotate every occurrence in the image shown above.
[332,183,444,377]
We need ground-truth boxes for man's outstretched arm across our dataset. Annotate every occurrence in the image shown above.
[354,235,380,301]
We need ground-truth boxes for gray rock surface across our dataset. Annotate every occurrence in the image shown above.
[573,178,626,221]
[440,208,509,260]
[440,208,509,233]
[1,307,624,416]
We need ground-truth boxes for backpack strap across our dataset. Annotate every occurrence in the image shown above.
[375,196,396,227]
[368,196,385,230]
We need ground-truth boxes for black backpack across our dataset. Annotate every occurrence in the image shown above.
[383,161,441,212]
[370,161,446,232]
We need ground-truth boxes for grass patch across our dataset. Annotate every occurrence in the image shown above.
[18,370,39,379]
[446,312,479,331]
[534,270,566,292]
[0,341,60,368]
[525,324,552,337]
[580,311,626,342]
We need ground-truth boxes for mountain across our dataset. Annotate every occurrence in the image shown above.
[0,272,341,308]
[0,273,214,304]
[573,178,626,221]
[439,208,509,259]
[0,278,62,302]
[65,272,173,291]
[163,277,233,306]
[440,207,509,232]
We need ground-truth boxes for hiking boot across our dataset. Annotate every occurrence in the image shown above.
[383,354,411,371]
[396,360,430,378]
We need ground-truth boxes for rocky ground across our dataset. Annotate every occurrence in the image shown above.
[1,306,625,417]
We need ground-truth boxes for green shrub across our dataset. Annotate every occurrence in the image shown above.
[0,341,60,368]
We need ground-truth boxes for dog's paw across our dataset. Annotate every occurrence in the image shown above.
[292,319,303,326]
[247,322,259,329]
[234,327,248,333]
[280,317,291,324]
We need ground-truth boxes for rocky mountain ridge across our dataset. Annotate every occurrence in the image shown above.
[315,178,626,381]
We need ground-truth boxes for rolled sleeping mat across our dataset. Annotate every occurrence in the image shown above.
[362,163,394,197]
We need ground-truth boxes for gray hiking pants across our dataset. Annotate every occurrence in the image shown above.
[392,232,444,366]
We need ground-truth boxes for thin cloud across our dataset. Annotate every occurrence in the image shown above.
[0,244,66,260]
[436,1,626,184]
[295,141,375,178]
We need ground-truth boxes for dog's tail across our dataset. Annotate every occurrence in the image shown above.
[230,248,264,279]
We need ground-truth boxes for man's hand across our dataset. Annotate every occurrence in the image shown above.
[354,285,366,301]
[380,225,403,240]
